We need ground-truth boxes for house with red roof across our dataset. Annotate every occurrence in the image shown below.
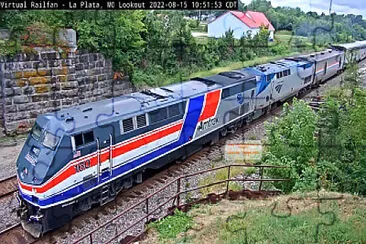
[208,11,275,40]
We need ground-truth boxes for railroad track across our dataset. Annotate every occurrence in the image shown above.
[0,222,37,244]
[0,175,18,200]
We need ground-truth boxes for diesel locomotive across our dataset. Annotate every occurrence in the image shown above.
[16,40,366,237]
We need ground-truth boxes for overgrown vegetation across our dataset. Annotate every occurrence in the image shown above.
[198,166,257,195]
[1,1,366,86]
[0,2,352,88]
[144,194,366,243]
[264,62,366,196]
[216,200,366,243]
[148,209,193,240]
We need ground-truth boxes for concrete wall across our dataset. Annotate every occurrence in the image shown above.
[0,48,134,136]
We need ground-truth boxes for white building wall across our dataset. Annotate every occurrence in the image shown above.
[208,13,253,39]
[269,30,274,40]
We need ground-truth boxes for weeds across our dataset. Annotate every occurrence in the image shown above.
[148,209,193,240]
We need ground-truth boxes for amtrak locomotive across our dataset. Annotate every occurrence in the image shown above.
[16,40,366,236]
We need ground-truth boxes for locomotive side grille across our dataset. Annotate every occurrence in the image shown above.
[122,118,134,133]
[136,114,147,128]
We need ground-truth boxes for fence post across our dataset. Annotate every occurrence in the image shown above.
[258,167,264,191]
[225,166,231,195]
[177,178,181,207]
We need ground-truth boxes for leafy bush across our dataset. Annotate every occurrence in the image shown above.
[148,209,193,240]
[265,64,366,196]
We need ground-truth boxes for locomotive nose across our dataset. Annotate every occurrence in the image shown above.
[17,138,56,185]
[17,121,61,185]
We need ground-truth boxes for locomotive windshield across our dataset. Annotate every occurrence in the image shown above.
[42,132,60,150]
[30,123,60,150]
[31,123,42,141]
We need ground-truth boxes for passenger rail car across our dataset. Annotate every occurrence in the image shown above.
[332,40,366,63]
[16,40,366,237]
[297,49,345,86]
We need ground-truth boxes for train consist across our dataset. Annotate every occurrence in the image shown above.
[16,40,366,236]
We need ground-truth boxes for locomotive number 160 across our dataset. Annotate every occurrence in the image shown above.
[74,159,91,172]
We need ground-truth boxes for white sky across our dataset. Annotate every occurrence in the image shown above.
[240,0,366,18]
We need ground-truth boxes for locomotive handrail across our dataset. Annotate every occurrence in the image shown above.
[96,138,100,182]
[109,134,113,176]
[73,164,291,244]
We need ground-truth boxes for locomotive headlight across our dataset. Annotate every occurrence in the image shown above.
[20,167,28,179]
[31,146,40,156]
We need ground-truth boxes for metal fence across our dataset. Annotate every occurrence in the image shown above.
[73,164,290,244]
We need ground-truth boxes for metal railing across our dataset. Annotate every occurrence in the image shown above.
[73,164,290,244]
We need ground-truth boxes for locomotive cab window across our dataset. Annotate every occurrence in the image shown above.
[73,131,95,148]
[42,132,60,150]
[31,123,43,141]
[83,131,94,144]
[266,75,271,82]
[149,108,168,124]
[283,69,290,76]
[222,84,242,99]
[168,103,183,117]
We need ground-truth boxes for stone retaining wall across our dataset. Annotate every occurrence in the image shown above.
[0,48,134,136]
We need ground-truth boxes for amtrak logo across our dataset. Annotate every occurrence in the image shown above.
[198,117,219,131]
[275,84,283,93]
[237,93,244,105]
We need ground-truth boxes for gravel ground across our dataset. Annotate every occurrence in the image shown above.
[0,60,365,242]
[0,138,25,181]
